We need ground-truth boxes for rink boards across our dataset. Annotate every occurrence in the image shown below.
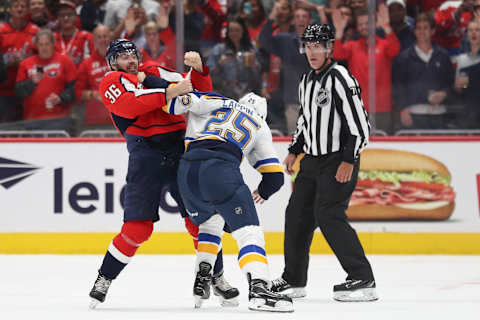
[1,137,479,254]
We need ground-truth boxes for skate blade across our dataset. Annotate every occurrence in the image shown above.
[333,288,379,302]
[218,296,239,307]
[89,298,100,309]
[194,295,204,308]
[286,288,307,299]
[248,298,294,313]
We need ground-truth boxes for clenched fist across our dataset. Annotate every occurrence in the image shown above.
[166,79,193,100]
[184,51,203,72]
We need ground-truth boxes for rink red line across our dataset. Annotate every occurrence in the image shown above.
[1,136,480,143]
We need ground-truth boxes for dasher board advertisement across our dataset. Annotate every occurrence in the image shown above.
[0,138,479,233]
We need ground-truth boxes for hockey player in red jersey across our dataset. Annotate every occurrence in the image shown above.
[139,60,241,307]
[89,39,238,308]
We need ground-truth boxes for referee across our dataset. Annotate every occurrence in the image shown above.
[271,24,378,302]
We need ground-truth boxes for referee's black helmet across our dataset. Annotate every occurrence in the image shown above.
[301,24,335,43]
[300,24,335,54]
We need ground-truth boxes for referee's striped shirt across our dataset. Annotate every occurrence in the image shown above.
[289,61,370,163]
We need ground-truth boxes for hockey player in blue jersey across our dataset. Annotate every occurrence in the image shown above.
[164,91,294,312]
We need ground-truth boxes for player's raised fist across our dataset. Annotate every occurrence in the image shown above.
[184,51,203,72]
[137,71,146,83]
[177,79,193,94]
[166,79,193,100]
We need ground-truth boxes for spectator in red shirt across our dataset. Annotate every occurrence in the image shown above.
[75,25,113,132]
[0,0,39,123]
[332,5,401,135]
[139,21,176,69]
[15,28,77,133]
[433,0,474,54]
[54,0,94,65]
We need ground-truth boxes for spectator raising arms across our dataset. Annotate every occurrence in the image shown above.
[258,5,311,135]
[333,4,401,134]
[104,0,160,40]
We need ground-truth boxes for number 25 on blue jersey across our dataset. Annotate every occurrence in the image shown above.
[201,108,260,149]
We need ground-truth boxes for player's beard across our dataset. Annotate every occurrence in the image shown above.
[126,62,138,74]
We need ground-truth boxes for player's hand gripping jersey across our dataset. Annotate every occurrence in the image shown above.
[165,92,284,176]
[99,64,212,138]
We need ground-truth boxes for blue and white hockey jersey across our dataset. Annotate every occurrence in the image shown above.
[164,91,283,174]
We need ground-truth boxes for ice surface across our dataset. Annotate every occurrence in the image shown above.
[0,254,478,320]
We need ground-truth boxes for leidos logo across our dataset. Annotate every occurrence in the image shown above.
[0,156,178,214]
[54,168,179,214]
[0,156,40,189]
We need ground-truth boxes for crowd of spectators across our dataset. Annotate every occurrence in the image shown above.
[0,0,479,136]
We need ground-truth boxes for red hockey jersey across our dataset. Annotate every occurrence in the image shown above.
[100,64,212,138]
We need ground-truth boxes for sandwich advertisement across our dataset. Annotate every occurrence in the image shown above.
[347,149,456,221]
[0,139,479,234]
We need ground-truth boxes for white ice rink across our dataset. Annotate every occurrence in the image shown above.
[1,254,478,320]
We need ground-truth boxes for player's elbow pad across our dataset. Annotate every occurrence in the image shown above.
[257,172,284,200]
[143,75,170,89]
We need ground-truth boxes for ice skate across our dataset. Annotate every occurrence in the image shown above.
[89,272,112,309]
[333,279,378,302]
[212,272,240,307]
[193,261,212,308]
[271,277,307,298]
[248,274,294,313]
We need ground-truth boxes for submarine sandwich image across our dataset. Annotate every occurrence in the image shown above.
[346,149,455,220]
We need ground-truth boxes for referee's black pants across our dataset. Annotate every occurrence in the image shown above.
[281,153,374,287]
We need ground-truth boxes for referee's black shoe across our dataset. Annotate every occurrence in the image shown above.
[333,279,379,302]
[270,277,307,298]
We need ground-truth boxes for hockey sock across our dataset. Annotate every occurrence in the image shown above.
[213,249,224,277]
[232,225,269,282]
[99,220,153,280]
[196,215,224,272]
[184,217,199,250]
